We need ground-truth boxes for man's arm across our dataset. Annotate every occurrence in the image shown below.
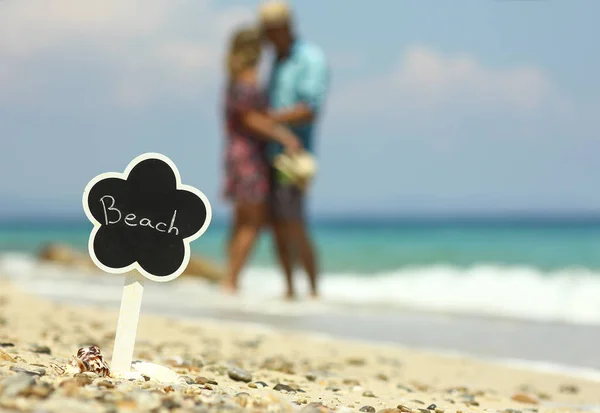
[270,103,315,125]
[270,49,329,126]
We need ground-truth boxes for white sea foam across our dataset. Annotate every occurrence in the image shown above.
[2,253,600,325]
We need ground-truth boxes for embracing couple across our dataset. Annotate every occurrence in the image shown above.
[220,1,329,300]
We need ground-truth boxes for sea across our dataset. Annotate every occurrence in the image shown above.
[2,216,600,381]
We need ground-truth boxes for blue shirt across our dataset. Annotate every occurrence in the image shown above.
[267,39,329,160]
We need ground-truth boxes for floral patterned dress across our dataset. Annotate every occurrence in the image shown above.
[222,81,270,204]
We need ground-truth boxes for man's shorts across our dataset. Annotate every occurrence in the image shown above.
[269,167,305,221]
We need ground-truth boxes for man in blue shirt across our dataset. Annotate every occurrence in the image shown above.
[259,0,329,299]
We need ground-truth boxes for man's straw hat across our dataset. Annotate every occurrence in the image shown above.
[258,0,293,28]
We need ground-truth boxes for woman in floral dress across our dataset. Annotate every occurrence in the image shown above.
[221,26,301,294]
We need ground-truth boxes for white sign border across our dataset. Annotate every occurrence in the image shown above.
[82,152,212,283]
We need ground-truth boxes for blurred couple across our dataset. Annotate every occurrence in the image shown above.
[220,1,329,300]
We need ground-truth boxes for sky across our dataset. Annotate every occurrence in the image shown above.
[1,0,599,219]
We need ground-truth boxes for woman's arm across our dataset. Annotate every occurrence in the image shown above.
[240,110,301,152]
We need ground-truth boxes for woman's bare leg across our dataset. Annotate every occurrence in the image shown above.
[222,210,241,293]
[226,211,241,263]
[222,202,265,294]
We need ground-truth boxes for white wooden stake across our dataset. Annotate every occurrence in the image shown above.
[110,272,144,375]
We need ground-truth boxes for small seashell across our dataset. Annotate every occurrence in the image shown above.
[131,360,179,383]
[70,345,111,377]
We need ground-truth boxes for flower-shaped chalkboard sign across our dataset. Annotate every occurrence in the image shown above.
[82,153,212,282]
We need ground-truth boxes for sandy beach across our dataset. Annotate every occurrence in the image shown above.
[1,279,599,413]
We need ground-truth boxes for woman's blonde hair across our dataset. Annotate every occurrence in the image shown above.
[226,26,262,79]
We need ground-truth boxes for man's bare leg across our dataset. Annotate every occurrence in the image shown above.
[270,171,318,299]
[288,220,319,298]
[272,221,296,300]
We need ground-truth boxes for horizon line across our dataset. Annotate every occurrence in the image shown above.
[3,211,600,227]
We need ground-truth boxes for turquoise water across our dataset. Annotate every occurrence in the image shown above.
[1,217,599,272]
[5,217,600,368]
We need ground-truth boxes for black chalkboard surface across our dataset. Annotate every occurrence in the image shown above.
[83,153,212,282]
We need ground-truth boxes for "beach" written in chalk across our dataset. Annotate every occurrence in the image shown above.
[99,195,179,236]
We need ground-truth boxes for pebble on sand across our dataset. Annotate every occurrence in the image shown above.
[273,383,296,393]
[29,344,52,355]
[1,373,36,398]
[228,366,252,383]
[511,393,539,405]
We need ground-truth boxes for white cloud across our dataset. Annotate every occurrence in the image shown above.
[0,0,253,106]
[0,1,168,57]
[332,45,551,118]
[0,5,557,114]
